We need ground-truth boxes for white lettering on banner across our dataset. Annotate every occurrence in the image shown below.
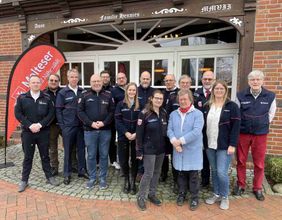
[62,18,88,24]
[152,8,186,15]
[100,13,140,22]
[201,4,232,13]
[21,51,54,88]
[34,23,45,29]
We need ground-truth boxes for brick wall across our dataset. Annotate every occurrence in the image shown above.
[0,22,22,142]
[253,0,282,155]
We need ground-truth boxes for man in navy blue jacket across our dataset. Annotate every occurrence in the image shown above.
[194,71,215,188]
[56,69,88,185]
[78,74,115,190]
[234,70,276,201]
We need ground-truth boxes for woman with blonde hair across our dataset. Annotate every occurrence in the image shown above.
[204,80,240,210]
[115,82,141,194]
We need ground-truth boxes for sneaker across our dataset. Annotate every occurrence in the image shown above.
[176,193,185,206]
[219,197,229,210]
[189,200,199,211]
[112,161,120,170]
[137,196,146,211]
[47,177,60,186]
[205,193,221,205]
[148,195,162,206]
[99,182,108,190]
[253,190,265,201]
[18,181,28,192]
[233,185,245,196]
[86,179,96,189]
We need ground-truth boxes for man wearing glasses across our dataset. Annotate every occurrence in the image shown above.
[194,70,215,188]
[44,74,61,176]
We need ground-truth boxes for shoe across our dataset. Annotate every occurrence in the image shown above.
[112,161,120,170]
[176,193,185,206]
[137,196,146,211]
[189,200,199,211]
[18,181,28,192]
[253,190,265,201]
[47,177,60,186]
[219,197,229,210]
[78,173,89,180]
[50,167,58,176]
[123,177,130,194]
[233,185,245,196]
[130,184,137,195]
[205,193,221,205]
[99,182,108,190]
[63,176,71,185]
[86,179,96,189]
[148,195,162,206]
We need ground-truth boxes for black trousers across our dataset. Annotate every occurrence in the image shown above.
[118,140,138,179]
[201,149,210,185]
[21,129,52,182]
[178,170,200,201]
[109,124,117,164]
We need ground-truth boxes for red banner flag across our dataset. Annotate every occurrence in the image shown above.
[6,43,66,141]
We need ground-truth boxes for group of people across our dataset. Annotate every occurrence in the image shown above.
[15,68,276,212]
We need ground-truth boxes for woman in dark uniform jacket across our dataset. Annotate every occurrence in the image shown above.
[115,82,141,195]
[135,90,168,211]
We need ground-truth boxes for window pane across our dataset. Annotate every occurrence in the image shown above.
[60,63,69,86]
[139,60,152,78]
[84,62,94,86]
[104,62,116,85]
[216,57,233,86]
[118,61,130,82]
[154,59,168,86]
[198,58,214,86]
[71,63,82,85]
[181,58,197,86]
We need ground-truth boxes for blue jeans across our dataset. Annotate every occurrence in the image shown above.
[206,148,232,198]
[84,130,111,182]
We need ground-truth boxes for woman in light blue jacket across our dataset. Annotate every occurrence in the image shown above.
[167,89,204,211]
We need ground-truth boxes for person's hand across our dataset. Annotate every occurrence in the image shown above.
[96,121,104,128]
[125,132,132,140]
[172,139,182,148]
[227,146,235,155]
[29,123,40,133]
[91,122,99,129]
[131,133,136,140]
[137,156,143,160]
[175,145,183,153]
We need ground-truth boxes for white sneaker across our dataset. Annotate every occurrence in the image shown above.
[219,197,229,210]
[112,161,120,170]
[205,193,221,205]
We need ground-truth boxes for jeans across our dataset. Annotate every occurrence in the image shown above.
[206,148,232,198]
[84,130,111,182]
[138,153,164,199]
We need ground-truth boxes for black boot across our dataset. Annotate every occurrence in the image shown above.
[123,176,130,194]
[130,175,137,195]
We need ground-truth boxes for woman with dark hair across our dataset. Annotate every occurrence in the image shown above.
[135,90,167,211]
[115,82,140,195]
[204,80,240,210]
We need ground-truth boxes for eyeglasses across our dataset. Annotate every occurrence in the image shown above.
[202,78,213,81]
[49,79,59,82]
[164,79,175,83]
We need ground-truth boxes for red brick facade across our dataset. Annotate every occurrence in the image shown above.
[253,0,282,155]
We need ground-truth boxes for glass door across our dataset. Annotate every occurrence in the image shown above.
[98,55,133,85]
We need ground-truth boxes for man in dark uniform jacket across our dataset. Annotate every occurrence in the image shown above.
[138,71,155,110]
[15,75,60,192]
[109,72,128,170]
[44,74,61,176]
[56,68,88,185]
[194,70,215,188]
[161,74,179,183]
[78,74,115,190]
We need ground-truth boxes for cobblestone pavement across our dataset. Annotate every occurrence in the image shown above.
[0,144,282,219]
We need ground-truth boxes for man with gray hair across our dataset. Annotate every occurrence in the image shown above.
[233,70,276,201]
[56,69,88,185]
